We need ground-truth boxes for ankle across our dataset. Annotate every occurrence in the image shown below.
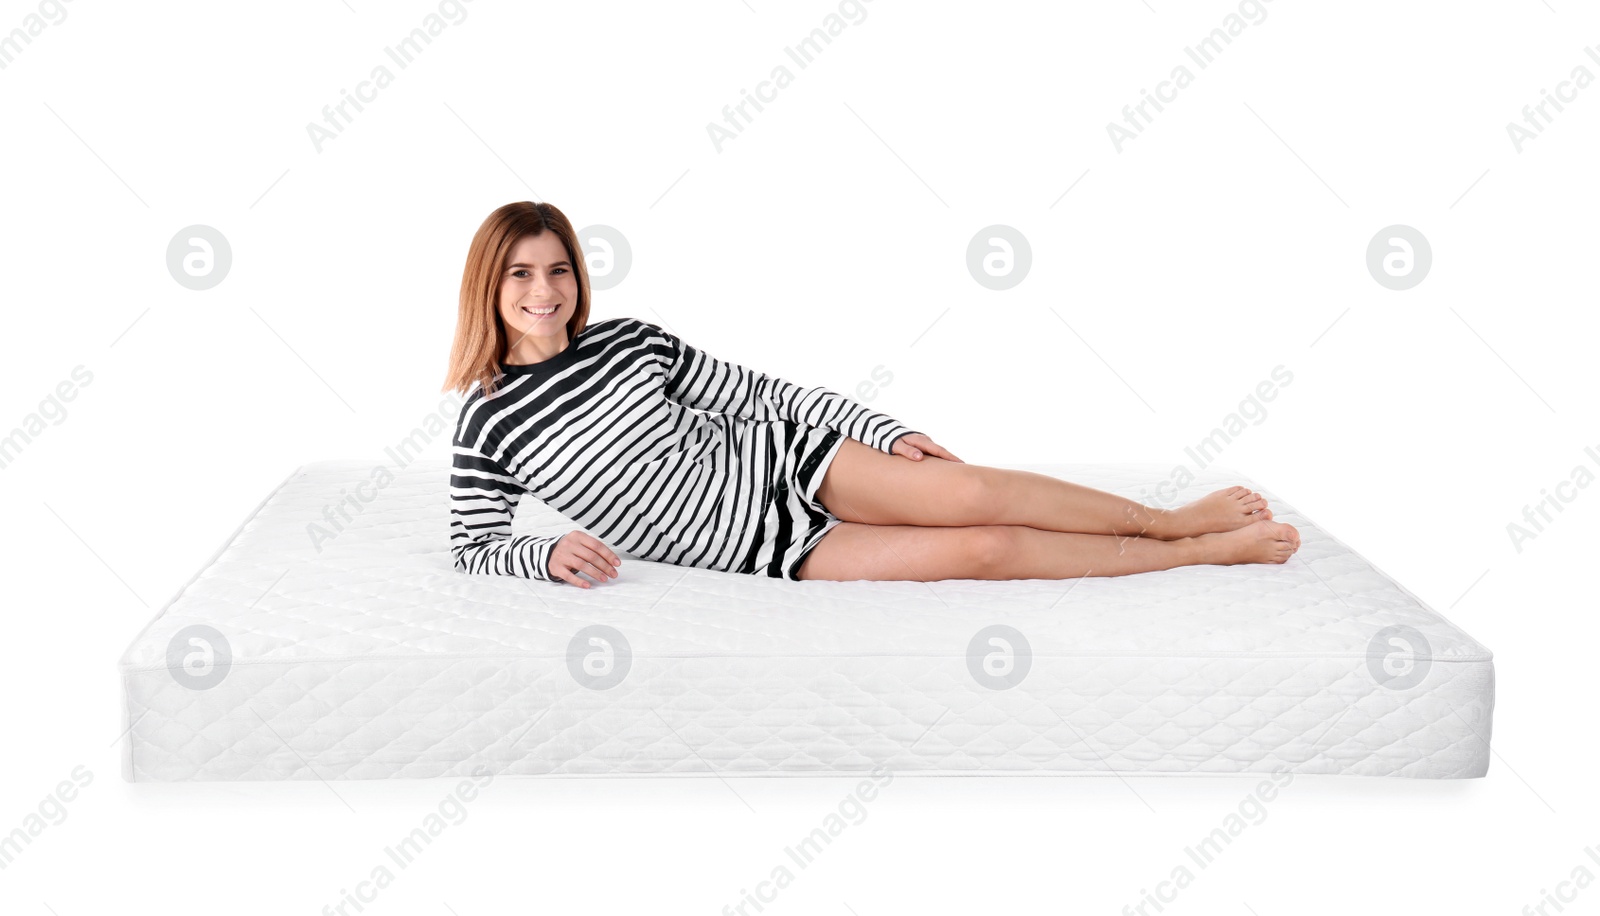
[1175,534,1211,566]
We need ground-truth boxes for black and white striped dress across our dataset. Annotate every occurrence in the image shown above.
[450,316,919,582]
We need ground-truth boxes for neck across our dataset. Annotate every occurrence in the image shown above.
[506,332,569,366]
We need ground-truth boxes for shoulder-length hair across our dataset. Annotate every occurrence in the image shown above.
[441,201,592,398]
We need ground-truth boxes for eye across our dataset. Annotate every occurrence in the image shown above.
[510,269,529,278]
[552,266,568,275]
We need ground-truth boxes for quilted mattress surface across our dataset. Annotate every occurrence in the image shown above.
[117,458,1496,781]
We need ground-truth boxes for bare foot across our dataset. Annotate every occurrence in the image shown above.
[1193,519,1300,565]
[1151,486,1273,539]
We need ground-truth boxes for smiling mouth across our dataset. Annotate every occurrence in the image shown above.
[521,304,558,317]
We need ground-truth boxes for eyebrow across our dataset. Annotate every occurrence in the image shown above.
[506,260,571,270]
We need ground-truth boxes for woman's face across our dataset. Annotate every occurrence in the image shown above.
[498,232,580,360]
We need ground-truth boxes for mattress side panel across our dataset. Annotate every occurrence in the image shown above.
[122,652,1493,781]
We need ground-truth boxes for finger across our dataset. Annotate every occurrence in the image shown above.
[578,543,620,579]
[574,532,623,568]
[574,547,618,581]
[554,563,591,589]
[553,549,606,586]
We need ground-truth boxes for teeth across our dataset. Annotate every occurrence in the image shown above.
[523,305,556,315]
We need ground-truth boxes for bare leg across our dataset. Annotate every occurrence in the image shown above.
[816,438,1273,540]
[796,520,1300,582]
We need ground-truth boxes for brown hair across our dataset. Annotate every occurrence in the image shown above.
[441,201,592,398]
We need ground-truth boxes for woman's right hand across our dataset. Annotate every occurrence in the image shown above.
[548,530,622,588]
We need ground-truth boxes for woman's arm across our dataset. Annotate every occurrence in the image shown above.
[448,444,562,580]
[639,318,921,454]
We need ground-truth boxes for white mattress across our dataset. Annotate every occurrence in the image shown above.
[117,458,1495,781]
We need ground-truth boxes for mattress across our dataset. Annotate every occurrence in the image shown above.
[117,458,1495,781]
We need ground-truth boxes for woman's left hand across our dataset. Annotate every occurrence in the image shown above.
[891,432,963,463]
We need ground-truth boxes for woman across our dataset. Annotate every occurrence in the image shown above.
[444,202,1300,588]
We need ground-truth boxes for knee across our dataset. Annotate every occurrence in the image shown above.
[962,525,1022,577]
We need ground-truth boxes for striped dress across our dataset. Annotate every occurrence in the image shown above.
[449,316,920,582]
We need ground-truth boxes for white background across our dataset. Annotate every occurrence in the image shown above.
[2,0,1595,912]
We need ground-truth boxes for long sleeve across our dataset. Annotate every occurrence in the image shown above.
[449,443,563,580]
[641,319,921,454]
